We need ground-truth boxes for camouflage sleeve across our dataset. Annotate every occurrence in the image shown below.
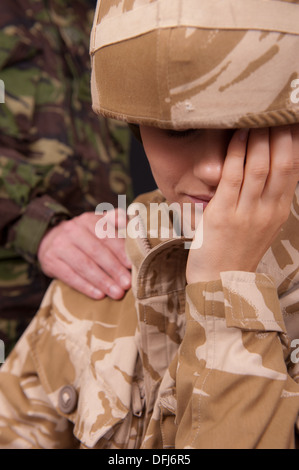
[9,197,71,264]
[0,24,72,263]
[0,145,72,263]
[174,273,299,449]
[0,183,71,265]
[0,2,132,266]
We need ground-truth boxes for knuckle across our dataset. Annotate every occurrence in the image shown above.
[76,212,88,220]
[266,205,289,228]
[227,174,243,188]
[62,220,74,235]
[74,212,92,226]
[52,236,67,252]
[221,167,243,187]
[227,149,244,160]
[275,161,294,176]
[248,165,269,179]
[73,215,83,227]
[293,157,299,173]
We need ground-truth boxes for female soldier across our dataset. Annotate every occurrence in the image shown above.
[0,0,298,449]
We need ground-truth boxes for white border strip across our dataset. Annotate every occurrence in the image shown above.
[91,0,299,53]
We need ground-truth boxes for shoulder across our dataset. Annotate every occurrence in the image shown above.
[2,280,138,448]
[26,279,138,397]
[34,279,137,345]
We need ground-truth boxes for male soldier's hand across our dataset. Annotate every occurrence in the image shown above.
[186,124,299,284]
[37,209,132,299]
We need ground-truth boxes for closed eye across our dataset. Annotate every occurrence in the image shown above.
[165,129,199,139]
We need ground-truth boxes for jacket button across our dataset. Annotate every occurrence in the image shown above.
[58,385,78,414]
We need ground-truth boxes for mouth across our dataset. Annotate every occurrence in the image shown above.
[185,194,212,209]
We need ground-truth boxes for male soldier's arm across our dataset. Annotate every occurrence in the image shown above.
[0,23,72,264]
[0,3,132,299]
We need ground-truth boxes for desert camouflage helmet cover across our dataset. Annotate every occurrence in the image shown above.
[90,0,299,130]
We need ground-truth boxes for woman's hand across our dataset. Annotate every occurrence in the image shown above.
[186,124,299,284]
[38,209,132,299]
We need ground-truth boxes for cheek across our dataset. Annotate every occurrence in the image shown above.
[140,126,187,199]
[148,157,181,199]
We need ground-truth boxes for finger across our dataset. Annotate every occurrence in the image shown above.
[51,258,105,300]
[70,225,131,290]
[90,238,132,291]
[59,243,126,300]
[82,208,128,230]
[237,128,270,208]
[81,211,132,269]
[101,236,132,270]
[213,129,248,209]
[263,126,294,203]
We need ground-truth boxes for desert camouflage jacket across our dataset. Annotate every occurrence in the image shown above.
[0,0,131,350]
[0,188,298,449]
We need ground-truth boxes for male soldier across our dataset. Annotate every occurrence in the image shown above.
[0,0,299,449]
[0,0,133,354]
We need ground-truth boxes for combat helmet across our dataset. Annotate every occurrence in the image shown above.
[90,0,299,130]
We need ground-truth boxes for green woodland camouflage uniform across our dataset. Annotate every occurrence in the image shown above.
[0,0,132,353]
[0,0,299,449]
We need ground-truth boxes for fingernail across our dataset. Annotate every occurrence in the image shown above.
[93,288,104,298]
[109,285,123,298]
[239,129,249,142]
[120,275,131,289]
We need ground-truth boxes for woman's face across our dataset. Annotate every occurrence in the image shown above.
[140,126,234,212]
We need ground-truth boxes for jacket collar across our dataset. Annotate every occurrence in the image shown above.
[125,189,191,299]
[125,190,191,417]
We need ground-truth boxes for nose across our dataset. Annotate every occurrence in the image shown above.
[193,155,223,187]
[192,131,226,188]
